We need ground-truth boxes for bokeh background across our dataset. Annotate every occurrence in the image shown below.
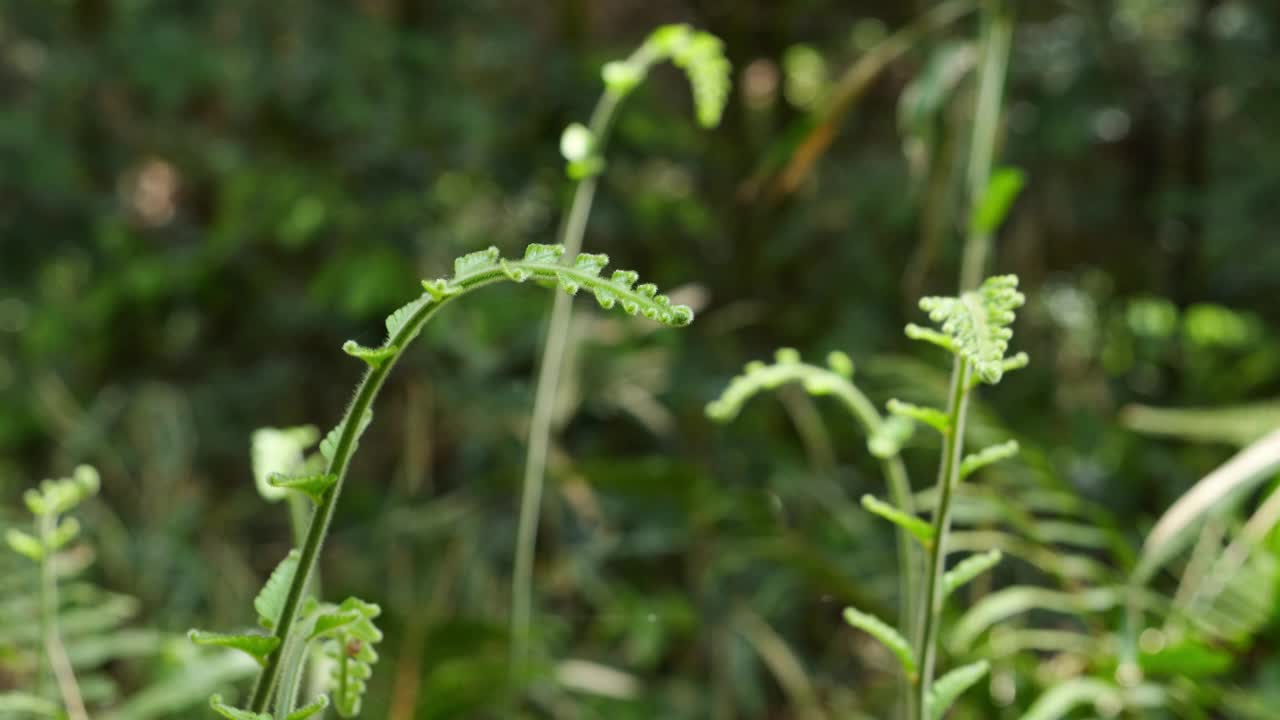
[2,1,1280,718]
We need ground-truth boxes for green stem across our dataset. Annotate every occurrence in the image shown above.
[510,89,625,674]
[39,513,89,720]
[958,0,1014,292]
[247,257,685,713]
[914,357,972,719]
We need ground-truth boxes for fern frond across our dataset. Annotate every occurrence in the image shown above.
[602,24,732,129]
[707,348,861,422]
[323,598,382,718]
[915,274,1025,384]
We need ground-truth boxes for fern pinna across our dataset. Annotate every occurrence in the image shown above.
[190,244,694,719]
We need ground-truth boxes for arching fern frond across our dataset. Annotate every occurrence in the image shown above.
[226,242,695,715]
[605,24,731,128]
[909,274,1026,384]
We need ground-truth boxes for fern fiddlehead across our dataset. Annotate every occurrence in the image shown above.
[513,22,730,673]
[192,244,693,717]
[901,275,1025,720]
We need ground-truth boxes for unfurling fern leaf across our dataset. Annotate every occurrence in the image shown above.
[909,274,1026,384]
[323,599,382,718]
[601,24,731,128]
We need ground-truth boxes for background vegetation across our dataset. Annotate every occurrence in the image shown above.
[2,0,1279,717]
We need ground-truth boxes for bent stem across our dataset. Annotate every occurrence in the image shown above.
[511,90,621,675]
[247,254,691,712]
[914,357,972,719]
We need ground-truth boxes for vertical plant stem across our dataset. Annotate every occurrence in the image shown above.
[914,358,972,719]
[958,0,1014,292]
[39,513,89,720]
[510,90,623,674]
[912,4,1012,716]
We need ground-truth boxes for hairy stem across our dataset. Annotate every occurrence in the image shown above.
[248,258,684,712]
[511,89,623,674]
[39,513,88,720]
[914,357,971,719]
[958,0,1014,292]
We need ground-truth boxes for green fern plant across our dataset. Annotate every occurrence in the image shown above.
[0,467,263,719]
[708,276,1027,719]
[514,21,731,674]
[189,243,695,718]
[2,465,99,720]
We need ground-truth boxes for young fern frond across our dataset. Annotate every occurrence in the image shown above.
[513,23,728,675]
[206,243,693,716]
[906,273,1027,720]
[607,24,731,128]
[912,275,1026,384]
[5,466,99,720]
[322,600,381,718]
[708,347,925,711]
[706,349,860,424]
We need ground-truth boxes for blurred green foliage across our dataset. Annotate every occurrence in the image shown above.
[2,0,1280,718]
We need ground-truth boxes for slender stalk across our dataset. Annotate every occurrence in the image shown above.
[958,0,1014,292]
[39,513,89,720]
[510,89,623,673]
[914,358,972,719]
[247,257,687,713]
[912,5,1012,714]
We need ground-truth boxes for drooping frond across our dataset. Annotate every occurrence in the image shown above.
[910,274,1026,384]
[706,348,861,422]
[605,24,731,128]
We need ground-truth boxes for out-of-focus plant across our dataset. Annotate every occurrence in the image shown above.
[190,244,696,718]
[3,465,99,720]
[514,22,731,675]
